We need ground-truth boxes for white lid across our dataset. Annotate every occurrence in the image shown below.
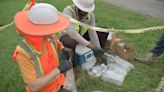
[75,44,92,55]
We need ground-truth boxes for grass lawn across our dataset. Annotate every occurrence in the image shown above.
[0,0,164,92]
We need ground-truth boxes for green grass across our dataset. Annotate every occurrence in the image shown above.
[0,0,164,92]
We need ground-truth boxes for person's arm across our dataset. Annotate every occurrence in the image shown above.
[63,8,90,46]
[88,12,101,48]
[27,69,60,92]
[16,53,72,92]
[16,54,60,92]
[55,35,74,60]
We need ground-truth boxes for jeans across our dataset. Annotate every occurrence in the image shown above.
[150,33,164,56]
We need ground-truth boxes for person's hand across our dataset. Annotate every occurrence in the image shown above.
[92,47,108,65]
[62,47,74,60]
[100,54,108,65]
[58,60,73,73]
[92,46,104,56]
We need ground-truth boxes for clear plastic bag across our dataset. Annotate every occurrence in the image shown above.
[101,70,124,86]
[101,64,127,86]
[87,64,106,77]
[88,53,134,86]
[105,53,134,72]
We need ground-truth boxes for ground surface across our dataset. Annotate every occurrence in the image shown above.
[0,0,164,92]
[103,0,164,20]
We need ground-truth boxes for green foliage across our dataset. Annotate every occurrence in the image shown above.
[0,0,164,92]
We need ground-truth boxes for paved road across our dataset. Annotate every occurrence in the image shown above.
[103,0,164,20]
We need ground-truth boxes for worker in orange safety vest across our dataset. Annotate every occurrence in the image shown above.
[13,3,73,92]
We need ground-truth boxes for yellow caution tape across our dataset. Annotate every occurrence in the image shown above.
[0,22,14,31]
[0,1,31,32]
[59,12,164,34]
[0,1,164,34]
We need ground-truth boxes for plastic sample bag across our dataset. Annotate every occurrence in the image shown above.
[88,53,134,86]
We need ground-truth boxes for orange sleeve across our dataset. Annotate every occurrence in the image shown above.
[57,39,64,52]
[16,53,37,84]
[54,35,64,53]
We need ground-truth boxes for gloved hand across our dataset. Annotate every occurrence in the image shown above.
[92,46,104,56]
[62,47,74,60]
[58,60,73,73]
[92,47,108,65]
[100,54,108,65]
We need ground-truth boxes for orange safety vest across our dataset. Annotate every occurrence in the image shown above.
[13,35,65,92]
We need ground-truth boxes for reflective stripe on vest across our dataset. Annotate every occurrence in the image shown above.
[49,36,59,63]
[67,5,91,36]
[18,37,58,77]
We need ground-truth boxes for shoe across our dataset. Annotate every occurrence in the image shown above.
[135,52,158,64]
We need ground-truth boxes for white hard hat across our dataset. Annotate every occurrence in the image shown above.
[14,3,70,36]
[72,0,95,12]
[29,3,58,24]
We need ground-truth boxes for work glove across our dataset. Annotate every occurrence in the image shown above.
[92,47,108,65]
[92,47,104,56]
[62,47,74,60]
[100,54,108,65]
[58,60,73,73]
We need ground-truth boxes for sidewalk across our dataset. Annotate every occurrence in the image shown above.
[103,0,164,20]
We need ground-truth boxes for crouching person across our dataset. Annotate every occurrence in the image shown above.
[60,0,108,67]
[13,3,73,92]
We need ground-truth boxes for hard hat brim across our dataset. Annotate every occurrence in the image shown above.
[72,0,95,12]
[14,10,70,36]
